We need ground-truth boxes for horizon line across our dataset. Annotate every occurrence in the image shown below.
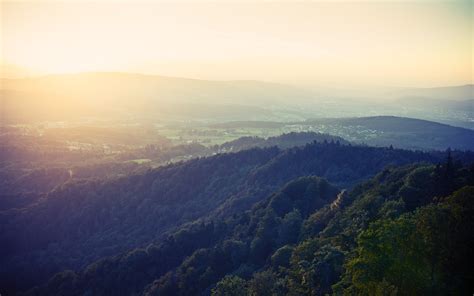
[1,70,473,90]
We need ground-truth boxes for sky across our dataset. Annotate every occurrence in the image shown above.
[1,0,472,87]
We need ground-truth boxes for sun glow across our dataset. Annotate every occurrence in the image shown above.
[1,0,472,86]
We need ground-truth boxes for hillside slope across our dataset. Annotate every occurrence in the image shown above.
[319,116,474,150]
[27,161,474,295]
[216,116,474,151]
[0,142,453,294]
[217,132,349,152]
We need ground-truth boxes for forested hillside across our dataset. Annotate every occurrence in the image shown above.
[212,116,474,151]
[217,132,349,152]
[0,131,346,198]
[26,157,474,295]
[0,141,462,294]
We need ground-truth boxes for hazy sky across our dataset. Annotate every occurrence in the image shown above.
[1,0,472,87]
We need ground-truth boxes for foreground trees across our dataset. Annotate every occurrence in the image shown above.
[13,152,474,296]
[340,186,474,295]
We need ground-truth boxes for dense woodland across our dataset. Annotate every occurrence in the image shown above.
[1,137,473,295]
[21,154,474,295]
[216,132,350,152]
[0,131,345,196]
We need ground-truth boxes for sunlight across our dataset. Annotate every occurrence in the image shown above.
[2,1,472,86]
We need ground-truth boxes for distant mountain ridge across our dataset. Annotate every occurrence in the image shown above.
[1,72,315,122]
[3,72,472,124]
[390,84,473,101]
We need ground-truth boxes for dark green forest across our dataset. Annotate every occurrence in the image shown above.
[1,138,473,295]
[24,154,474,295]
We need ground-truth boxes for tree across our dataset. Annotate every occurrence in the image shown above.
[277,209,302,245]
[212,275,247,296]
[271,245,294,268]
[343,215,430,295]
[339,186,474,295]
[248,270,285,296]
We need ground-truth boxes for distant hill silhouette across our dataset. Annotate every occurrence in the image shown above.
[390,84,473,101]
[213,116,474,151]
[217,132,349,152]
[1,72,314,122]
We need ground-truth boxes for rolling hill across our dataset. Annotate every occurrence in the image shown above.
[0,72,315,123]
[306,116,474,150]
[23,161,474,296]
[1,141,460,294]
[212,116,474,151]
[390,84,473,101]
